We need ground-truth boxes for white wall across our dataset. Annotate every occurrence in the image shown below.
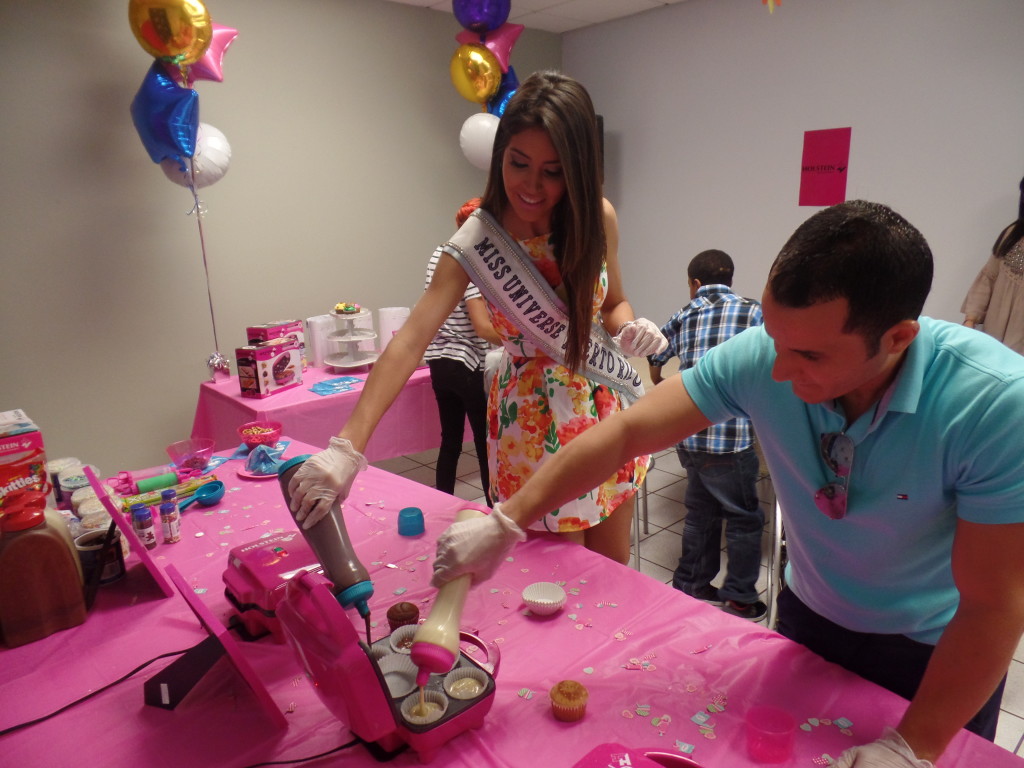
[563,0,1024,325]
[0,0,560,472]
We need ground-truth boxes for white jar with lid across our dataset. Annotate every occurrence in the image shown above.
[47,457,81,507]
[57,464,98,511]
[70,483,116,515]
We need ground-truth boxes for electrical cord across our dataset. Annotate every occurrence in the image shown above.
[238,739,361,767]
[0,645,194,738]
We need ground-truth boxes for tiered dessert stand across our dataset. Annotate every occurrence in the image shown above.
[324,308,379,371]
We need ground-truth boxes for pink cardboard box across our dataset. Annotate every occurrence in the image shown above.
[246,320,305,369]
[235,337,303,398]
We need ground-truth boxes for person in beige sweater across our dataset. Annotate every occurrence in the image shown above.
[961,177,1024,354]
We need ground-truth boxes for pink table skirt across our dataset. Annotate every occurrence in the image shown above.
[191,365,447,461]
[1,439,1018,767]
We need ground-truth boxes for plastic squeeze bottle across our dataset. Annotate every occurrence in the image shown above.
[411,508,485,686]
[0,500,86,647]
[276,456,373,627]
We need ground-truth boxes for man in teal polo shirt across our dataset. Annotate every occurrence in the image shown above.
[432,200,1024,767]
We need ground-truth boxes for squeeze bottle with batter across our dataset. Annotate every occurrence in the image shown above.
[410,508,484,685]
[277,455,373,621]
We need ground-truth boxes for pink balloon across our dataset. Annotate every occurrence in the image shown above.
[455,22,523,73]
[164,23,239,85]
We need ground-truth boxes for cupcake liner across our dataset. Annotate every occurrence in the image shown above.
[377,653,418,698]
[443,667,488,701]
[389,624,418,654]
[551,702,587,722]
[522,581,567,616]
[400,689,449,725]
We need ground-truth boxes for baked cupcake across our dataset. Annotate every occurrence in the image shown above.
[386,601,420,632]
[549,680,589,722]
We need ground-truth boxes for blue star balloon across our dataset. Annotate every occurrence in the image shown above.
[130,62,199,170]
[488,65,518,117]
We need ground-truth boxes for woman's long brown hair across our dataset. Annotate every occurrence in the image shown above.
[480,71,605,374]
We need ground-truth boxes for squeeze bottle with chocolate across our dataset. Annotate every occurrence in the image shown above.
[411,508,484,686]
[276,455,373,621]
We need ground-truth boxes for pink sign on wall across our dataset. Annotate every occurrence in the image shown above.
[799,127,852,206]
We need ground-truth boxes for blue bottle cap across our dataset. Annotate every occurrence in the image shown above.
[397,506,425,537]
[336,580,374,616]
[277,455,312,476]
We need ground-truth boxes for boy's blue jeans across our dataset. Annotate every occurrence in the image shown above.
[671,445,764,604]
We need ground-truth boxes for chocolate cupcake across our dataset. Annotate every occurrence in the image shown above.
[386,601,419,632]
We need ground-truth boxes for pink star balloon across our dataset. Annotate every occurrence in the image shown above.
[456,21,523,73]
[164,23,238,85]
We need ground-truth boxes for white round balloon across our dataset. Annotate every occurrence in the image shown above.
[459,112,499,171]
[160,122,232,189]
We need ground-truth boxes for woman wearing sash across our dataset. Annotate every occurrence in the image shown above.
[288,71,667,565]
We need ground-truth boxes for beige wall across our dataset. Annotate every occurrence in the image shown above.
[564,0,1024,327]
[0,0,560,472]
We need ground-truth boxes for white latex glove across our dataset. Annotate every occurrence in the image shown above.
[614,318,669,357]
[430,503,527,587]
[287,437,367,530]
[832,729,934,768]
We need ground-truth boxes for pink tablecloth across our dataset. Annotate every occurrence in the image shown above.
[1,439,1019,768]
[191,365,446,461]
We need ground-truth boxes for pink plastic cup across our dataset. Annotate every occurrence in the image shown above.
[745,705,796,763]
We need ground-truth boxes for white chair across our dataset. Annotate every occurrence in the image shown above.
[632,455,655,571]
[765,501,786,629]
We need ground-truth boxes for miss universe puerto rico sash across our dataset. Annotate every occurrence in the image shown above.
[440,208,645,403]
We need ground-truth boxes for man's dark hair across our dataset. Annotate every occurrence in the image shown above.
[768,200,933,354]
[688,249,734,286]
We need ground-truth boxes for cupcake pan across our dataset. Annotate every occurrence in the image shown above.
[368,634,496,734]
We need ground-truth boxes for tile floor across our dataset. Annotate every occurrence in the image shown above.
[371,443,1024,757]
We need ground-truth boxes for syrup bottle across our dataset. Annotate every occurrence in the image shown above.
[0,494,86,648]
[276,456,373,624]
[410,508,485,686]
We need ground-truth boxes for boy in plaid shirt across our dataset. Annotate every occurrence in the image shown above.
[648,250,766,619]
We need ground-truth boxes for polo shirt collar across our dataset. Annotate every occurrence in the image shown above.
[825,317,929,442]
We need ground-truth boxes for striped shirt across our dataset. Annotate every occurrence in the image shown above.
[423,247,492,371]
[648,284,763,453]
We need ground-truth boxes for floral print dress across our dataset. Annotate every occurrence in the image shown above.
[485,234,649,532]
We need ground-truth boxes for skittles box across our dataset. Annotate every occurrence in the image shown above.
[235,337,303,398]
[0,410,48,514]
